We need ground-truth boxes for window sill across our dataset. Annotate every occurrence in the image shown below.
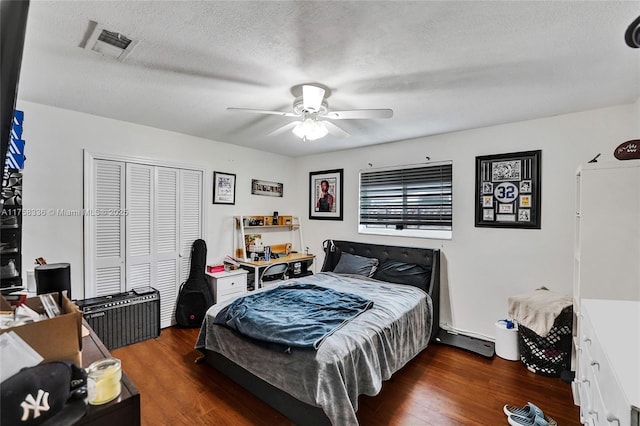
[358,226,452,240]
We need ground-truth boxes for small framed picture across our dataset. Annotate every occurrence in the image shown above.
[309,169,343,220]
[499,203,513,214]
[251,179,283,197]
[213,171,236,205]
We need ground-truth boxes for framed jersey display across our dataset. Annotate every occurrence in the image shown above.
[475,150,541,229]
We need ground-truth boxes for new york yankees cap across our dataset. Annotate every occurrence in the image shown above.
[1,361,87,425]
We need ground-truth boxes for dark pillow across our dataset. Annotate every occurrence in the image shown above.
[372,260,432,289]
[333,252,379,277]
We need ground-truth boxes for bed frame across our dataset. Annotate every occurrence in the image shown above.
[199,240,440,426]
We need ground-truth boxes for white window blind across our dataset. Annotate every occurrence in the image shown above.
[359,162,453,239]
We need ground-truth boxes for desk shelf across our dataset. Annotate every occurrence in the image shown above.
[233,215,304,262]
[243,225,299,230]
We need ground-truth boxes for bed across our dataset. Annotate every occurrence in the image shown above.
[195,240,440,426]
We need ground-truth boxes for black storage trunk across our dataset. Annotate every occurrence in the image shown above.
[76,287,160,350]
[518,305,573,377]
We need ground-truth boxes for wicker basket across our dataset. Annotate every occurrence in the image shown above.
[518,305,573,377]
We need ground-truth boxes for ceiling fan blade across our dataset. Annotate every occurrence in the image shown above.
[324,109,393,120]
[323,121,350,139]
[227,107,299,117]
[267,121,299,136]
[303,85,325,112]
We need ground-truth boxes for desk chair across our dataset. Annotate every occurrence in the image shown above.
[259,262,289,289]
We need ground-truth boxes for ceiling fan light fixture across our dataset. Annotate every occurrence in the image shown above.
[292,118,328,141]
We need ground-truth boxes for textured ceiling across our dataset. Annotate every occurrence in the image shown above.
[18,1,640,157]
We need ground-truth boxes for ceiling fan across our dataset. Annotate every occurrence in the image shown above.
[227,84,393,141]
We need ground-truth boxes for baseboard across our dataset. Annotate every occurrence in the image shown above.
[435,329,495,358]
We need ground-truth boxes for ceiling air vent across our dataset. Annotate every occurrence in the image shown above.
[80,20,139,62]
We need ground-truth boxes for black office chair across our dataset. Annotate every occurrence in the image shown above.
[259,262,289,289]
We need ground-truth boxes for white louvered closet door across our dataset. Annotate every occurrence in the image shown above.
[125,164,154,292]
[87,155,203,328]
[154,167,180,328]
[90,160,126,297]
[179,169,203,284]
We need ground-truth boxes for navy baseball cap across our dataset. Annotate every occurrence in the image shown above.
[1,361,87,425]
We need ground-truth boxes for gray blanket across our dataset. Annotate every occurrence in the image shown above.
[195,272,432,426]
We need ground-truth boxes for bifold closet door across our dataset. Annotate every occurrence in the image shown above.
[154,167,180,328]
[89,159,126,297]
[87,156,203,327]
[126,164,181,328]
[179,169,203,285]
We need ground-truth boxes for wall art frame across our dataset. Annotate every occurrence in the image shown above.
[309,168,343,220]
[213,171,236,205]
[475,150,541,229]
[251,179,283,197]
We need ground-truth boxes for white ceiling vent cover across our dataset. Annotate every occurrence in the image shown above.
[81,20,139,62]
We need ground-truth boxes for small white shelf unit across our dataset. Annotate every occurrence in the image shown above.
[233,215,305,261]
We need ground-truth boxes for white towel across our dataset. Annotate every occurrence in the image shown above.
[508,287,572,337]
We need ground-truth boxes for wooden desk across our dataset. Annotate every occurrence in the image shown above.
[77,322,140,426]
[238,253,315,289]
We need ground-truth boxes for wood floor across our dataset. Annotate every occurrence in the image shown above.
[112,327,580,426]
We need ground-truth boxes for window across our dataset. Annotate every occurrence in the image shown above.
[359,162,453,239]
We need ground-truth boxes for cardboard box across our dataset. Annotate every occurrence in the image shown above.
[0,293,82,365]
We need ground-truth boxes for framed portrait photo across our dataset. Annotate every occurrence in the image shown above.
[475,150,541,229]
[309,169,343,220]
[213,171,236,205]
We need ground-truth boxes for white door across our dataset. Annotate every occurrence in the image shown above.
[154,167,180,328]
[179,169,203,284]
[125,163,154,291]
[88,159,126,297]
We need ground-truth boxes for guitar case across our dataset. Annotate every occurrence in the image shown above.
[175,239,214,327]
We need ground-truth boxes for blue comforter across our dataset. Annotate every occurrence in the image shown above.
[213,282,373,349]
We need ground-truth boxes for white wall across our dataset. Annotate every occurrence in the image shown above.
[635,97,640,135]
[294,104,637,338]
[17,101,296,299]
[17,100,637,338]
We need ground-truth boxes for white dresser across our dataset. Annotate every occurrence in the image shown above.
[574,299,639,426]
[206,269,248,304]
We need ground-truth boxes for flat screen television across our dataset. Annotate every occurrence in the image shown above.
[1,0,30,178]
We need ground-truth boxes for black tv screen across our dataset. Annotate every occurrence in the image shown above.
[1,0,30,180]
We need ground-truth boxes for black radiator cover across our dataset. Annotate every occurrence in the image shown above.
[76,287,160,350]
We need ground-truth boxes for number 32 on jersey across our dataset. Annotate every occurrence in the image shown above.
[494,182,519,203]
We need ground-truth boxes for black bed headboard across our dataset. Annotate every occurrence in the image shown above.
[320,239,440,341]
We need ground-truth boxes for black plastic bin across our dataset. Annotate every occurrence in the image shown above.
[518,305,573,377]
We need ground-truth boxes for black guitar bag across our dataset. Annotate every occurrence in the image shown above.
[175,239,214,327]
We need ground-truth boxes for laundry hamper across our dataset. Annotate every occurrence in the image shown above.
[518,305,573,377]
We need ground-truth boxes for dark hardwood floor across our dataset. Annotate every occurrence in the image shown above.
[112,327,580,426]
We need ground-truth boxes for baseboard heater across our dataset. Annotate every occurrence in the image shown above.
[77,287,160,350]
